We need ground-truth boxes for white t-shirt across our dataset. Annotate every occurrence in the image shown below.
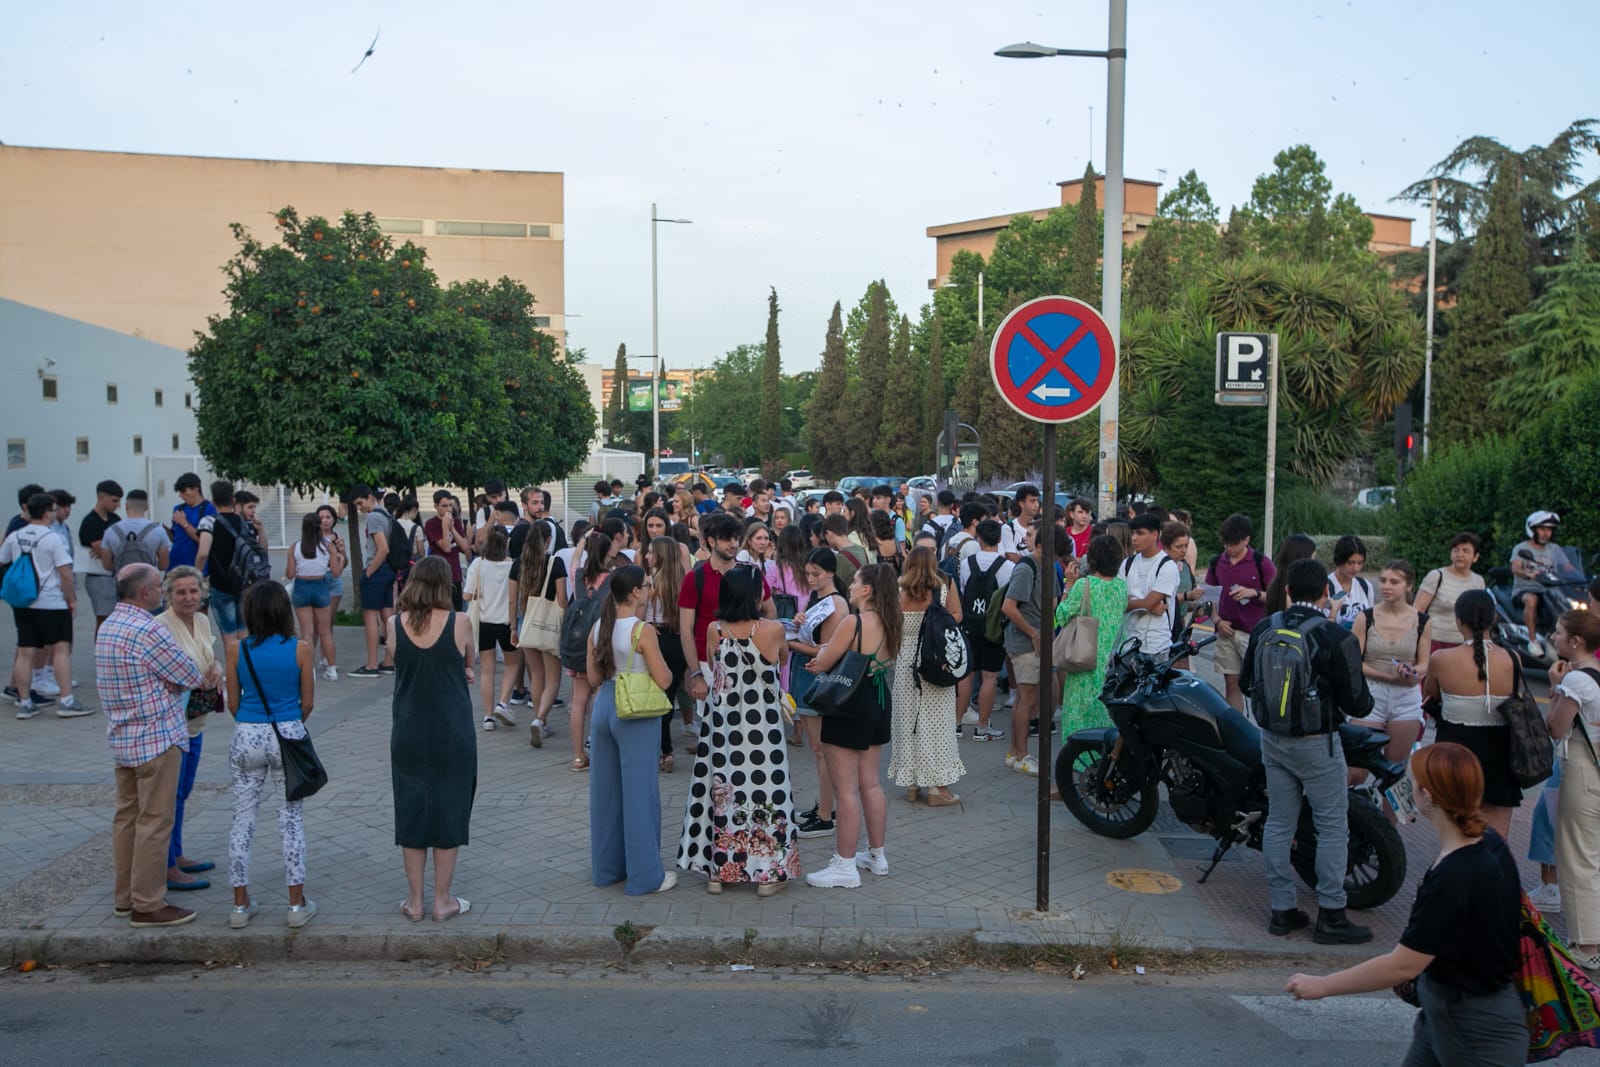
[292,541,331,579]
[998,523,1019,558]
[555,546,580,599]
[464,557,514,626]
[102,517,174,569]
[0,524,73,609]
[959,549,1014,593]
[1122,550,1180,655]
[1555,666,1600,730]
[944,529,979,564]
[1327,571,1374,628]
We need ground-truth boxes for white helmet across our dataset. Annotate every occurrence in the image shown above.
[1525,510,1562,538]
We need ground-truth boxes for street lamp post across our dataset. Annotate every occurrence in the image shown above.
[651,203,692,476]
[997,0,1127,524]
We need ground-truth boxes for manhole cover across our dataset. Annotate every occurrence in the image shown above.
[1106,868,1183,894]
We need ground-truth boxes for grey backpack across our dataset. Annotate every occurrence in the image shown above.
[1249,612,1333,737]
[112,522,163,570]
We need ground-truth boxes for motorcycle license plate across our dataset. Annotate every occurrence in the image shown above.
[1384,777,1419,824]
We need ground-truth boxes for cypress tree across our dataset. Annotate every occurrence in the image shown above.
[606,343,628,446]
[922,312,946,471]
[877,314,923,473]
[805,303,851,479]
[1066,163,1101,307]
[1219,206,1248,260]
[846,281,893,465]
[954,326,989,431]
[759,287,783,473]
[1435,165,1533,443]
[979,294,1041,481]
[1127,219,1178,312]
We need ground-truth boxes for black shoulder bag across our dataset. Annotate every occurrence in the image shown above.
[241,641,328,801]
[802,616,872,718]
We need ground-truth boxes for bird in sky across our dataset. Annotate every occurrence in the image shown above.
[351,29,380,74]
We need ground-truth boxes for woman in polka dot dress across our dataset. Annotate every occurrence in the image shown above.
[676,566,800,896]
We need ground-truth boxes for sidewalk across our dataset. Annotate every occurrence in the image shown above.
[0,612,1552,966]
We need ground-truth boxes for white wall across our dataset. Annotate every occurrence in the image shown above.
[0,298,200,510]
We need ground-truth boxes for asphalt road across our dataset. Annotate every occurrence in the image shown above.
[0,961,1438,1065]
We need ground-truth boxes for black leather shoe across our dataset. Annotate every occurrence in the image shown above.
[1268,908,1311,936]
[1314,907,1373,945]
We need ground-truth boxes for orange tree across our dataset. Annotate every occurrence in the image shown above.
[190,208,593,586]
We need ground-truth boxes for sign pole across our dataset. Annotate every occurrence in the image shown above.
[1263,334,1280,554]
[1037,424,1057,912]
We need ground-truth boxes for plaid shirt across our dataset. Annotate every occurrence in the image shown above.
[95,602,200,767]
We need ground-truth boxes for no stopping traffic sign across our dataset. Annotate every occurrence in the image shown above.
[988,295,1117,423]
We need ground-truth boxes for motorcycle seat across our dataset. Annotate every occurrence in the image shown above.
[1214,705,1263,769]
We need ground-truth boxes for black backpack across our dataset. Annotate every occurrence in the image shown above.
[1249,611,1334,737]
[542,517,568,553]
[914,596,970,689]
[385,513,412,572]
[222,514,272,593]
[960,556,1006,645]
[559,573,610,672]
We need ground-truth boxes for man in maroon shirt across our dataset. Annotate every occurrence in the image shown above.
[678,512,773,704]
[1203,513,1275,710]
[423,490,472,609]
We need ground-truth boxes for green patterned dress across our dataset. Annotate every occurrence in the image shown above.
[1054,574,1129,735]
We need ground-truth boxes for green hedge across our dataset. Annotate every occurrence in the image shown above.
[1389,436,1516,573]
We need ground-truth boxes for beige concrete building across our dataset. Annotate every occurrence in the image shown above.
[0,145,567,350]
[926,175,1416,287]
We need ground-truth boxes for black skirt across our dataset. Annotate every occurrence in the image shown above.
[1434,719,1523,808]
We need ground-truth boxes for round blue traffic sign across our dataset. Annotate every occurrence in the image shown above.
[988,295,1116,423]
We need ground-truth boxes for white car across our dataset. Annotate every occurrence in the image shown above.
[785,469,815,491]
[1353,486,1395,510]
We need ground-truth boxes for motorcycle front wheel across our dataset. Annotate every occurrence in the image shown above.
[1289,793,1407,910]
[1057,737,1160,840]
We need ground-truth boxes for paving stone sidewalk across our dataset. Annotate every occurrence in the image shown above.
[0,612,1552,965]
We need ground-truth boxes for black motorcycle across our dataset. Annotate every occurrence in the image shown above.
[1488,546,1593,670]
[1056,609,1409,910]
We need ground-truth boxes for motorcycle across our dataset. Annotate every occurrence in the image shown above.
[1488,546,1593,670]
[1056,607,1410,910]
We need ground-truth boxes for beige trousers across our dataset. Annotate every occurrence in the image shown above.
[1555,738,1600,945]
[112,746,181,914]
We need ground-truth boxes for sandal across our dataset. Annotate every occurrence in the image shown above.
[432,895,470,922]
[569,757,590,772]
[659,753,674,773]
[399,900,424,923]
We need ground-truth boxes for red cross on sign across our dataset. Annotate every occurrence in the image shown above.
[988,295,1116,423]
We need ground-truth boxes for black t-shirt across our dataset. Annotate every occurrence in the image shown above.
[78,510,121,553]
[507,522,531,581]
[1399,828,1521,995]
[199,512,245,594]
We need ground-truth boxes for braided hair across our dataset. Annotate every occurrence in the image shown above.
[1454,589,1497,682]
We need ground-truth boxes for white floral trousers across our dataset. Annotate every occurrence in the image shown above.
[228,722,308,888]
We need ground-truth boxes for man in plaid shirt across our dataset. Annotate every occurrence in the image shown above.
[94,564,203,928]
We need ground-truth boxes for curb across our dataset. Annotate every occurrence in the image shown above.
[2,922,1367,968]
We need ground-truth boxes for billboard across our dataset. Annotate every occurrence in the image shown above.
[624,377,692,412]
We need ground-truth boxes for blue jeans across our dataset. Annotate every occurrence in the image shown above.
[168,731,204,867]
[291,575,332,609]
[208,590,243,636]
[1261,732,1348,910]
[588,680,665,895]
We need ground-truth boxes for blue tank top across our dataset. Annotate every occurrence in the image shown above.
[236,635,302,723]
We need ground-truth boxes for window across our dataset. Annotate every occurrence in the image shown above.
[76,437,90,461]
[376,217,423,234]
[184,392,192,409]
[532,316,552,328]
[106,384,119,404]
[132,435,143,455]
[42,377,58,400]
[528,224,552,238]
[154,389,164,407]
[171,433,180,451]
[6,439,23,470]
[436,220,528,238]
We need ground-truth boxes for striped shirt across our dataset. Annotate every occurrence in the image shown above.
[95,602,201,767]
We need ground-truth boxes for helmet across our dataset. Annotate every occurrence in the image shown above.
[1525,511,1562,538]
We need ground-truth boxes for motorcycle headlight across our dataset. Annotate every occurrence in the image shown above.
[1569,597,1588,611]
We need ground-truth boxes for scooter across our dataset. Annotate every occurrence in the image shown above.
[1487,546,1592,670]
[1056,607,1410,910]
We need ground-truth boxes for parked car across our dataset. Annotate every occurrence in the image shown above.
[785,469,816,491]
[906,476,938,492]
[1353,486,1395,510]
[835,475,907,496]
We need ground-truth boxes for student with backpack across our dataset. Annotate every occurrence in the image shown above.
[1325,535,1373,629]
[194,481,267,640]
[348,484,398,678]
[2,491,91,717]
[1204,513,1276,711]
[560,531,621,771]
[1120,514,1180,659]
[958,519,1013,742]
[887,547,967,805]
[101,491,172,574]
[1000,524,1075,777]
[1240,558,1375,945]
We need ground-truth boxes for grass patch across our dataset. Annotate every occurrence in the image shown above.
[452,934,508,972]
[612,920,649,957]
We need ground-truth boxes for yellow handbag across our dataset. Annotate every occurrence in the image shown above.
[615,622,672,720]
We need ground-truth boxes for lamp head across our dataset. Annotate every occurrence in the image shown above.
[995,41,1055,58]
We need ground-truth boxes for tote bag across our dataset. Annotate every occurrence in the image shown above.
[519,594,563,654]
[802,618,872,718]
[615,622,672,720]
[1518,889,1600,1061]
[1053,578,1099,674]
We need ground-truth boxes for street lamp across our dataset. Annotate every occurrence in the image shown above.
[996,0,1127,524]
[651,203,692,475]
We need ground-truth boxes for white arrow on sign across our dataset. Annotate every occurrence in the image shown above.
[1033,385,1075,401]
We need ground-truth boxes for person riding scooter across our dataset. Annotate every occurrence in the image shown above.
[1512,511,1564,657]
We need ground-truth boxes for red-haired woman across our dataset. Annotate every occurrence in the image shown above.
[1285,742,1527,1064]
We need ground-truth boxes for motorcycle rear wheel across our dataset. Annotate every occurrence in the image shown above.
[1058,737,1160,840]
[1288,793,1407,910]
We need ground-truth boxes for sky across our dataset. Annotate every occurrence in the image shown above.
[7,1,1597,374]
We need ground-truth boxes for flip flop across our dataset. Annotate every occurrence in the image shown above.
[399,900,424,923]
[432,896,470,922]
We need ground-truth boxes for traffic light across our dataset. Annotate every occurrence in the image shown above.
[1394,402,1414,471]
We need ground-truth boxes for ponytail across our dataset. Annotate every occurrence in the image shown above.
[1410,742,1488,839]
[592,565,645,681]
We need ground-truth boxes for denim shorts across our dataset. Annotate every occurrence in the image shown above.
[208,589,243,636]
[358,563,395,610]
[291,575,332,610]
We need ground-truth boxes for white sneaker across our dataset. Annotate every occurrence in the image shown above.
[805,853,862,889]
[286,899,317,928]
[32,670,60,697]
[229,901,259,929]
[322,665,338,682]
[855,847,889,877]
[961,709,979,726]
[1009,754,1039,776]
[317,656,328,671]
[528,719,544,748]
[482,717,497,732]
[1529,882,1563,914]
[492,702,516,727]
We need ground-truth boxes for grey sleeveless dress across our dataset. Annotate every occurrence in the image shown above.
[390,612,477,848]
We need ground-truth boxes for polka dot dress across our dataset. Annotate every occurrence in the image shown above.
[675,627,800,885]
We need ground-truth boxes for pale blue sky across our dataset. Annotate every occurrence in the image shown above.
[7,1,1596,371]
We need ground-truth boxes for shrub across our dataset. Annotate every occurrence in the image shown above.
[1511,371,1600,558]
[1389,435,1517,572]
[1273,484,1393,542]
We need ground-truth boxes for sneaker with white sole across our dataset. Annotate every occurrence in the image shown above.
[805,853,862,889]
[972,726,1005,742]
[492,702,516,727]
[482,716,497,732]
[229,900,260,929]
[322,666,338,682]
[961,708,980,726]
[528,719,544,748]
[33,670,61,697]
[54,697,95,718]
[1529,882,1563,914]
[16,701,42,720]
[286,899,317,928]
[349,666,382,679]
[509,688,530,706]
[1009,754,1039,776]
[855,847,889,877]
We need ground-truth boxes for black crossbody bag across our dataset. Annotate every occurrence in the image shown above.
[240,641,328,801]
